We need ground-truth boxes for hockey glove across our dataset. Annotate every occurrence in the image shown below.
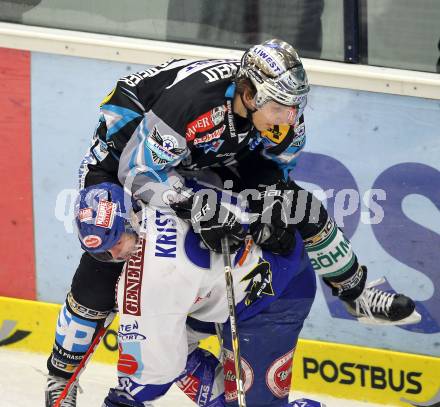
[171,193,246,253]
[248,180,297,255]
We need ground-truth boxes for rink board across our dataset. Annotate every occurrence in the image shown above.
[1,296,439,406]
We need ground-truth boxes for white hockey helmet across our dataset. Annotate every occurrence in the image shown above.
[237,39,310,111]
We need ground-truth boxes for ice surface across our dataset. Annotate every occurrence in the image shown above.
[0,349,393,406]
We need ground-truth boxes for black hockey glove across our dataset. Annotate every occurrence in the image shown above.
[248,180,297,256]
[170,193,246,253]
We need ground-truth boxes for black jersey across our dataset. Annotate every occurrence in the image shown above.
[78,59,306,203]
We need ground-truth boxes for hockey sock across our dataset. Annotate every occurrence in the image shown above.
[303,217,367,301]
[47,291,111,378]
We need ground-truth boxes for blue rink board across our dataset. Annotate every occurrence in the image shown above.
[31,52,440,357]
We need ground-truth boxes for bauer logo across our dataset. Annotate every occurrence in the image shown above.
[123,237,146,316]
[302,356,423,395]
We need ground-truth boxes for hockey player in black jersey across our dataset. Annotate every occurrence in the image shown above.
[45,39,420,406]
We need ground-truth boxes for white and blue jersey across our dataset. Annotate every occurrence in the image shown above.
[113,203,316,406]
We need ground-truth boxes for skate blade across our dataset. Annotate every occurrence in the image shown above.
[356,310,422,326]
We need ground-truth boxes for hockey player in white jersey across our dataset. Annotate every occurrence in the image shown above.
[74,182,322,406]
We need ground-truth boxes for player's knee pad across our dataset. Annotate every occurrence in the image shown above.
[303,215,366,301]
[47,291,111,378]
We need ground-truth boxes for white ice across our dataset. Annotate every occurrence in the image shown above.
[0,349,392,406]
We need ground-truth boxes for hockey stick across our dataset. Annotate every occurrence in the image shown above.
[221,236,247,407]
[53,310,116,407]
[215,236,252,361]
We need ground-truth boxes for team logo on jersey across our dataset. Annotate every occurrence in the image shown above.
[262,125,291,145]
[266,348,295,398]
[193,125,226,145]
[240,258,275,306]
[147,126,185,165]
[95,200,117,228]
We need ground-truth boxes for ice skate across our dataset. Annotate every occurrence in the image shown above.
[344,278,421,325]
[45,373,78,407]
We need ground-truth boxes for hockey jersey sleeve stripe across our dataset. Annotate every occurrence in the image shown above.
[101,104,143,140]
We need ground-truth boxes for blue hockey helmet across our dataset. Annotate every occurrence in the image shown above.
[75,182,132,257]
